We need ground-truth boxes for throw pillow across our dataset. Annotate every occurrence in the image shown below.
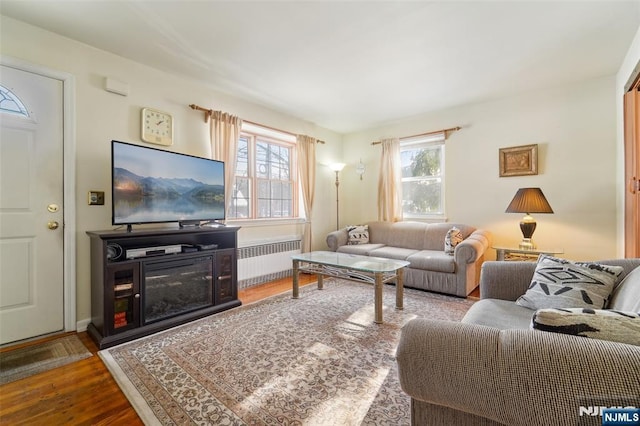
[515,255,624,310]
[444,227,463,255]
[347,225,369,245]
[532,308,640,346]
[607,266,640,312]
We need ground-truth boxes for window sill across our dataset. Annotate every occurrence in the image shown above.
[225,217,306,228]
[402,215,448,223]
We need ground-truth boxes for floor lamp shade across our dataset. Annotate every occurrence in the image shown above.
[505,187,553,249]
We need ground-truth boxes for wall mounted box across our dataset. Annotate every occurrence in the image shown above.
[88,191,104,205]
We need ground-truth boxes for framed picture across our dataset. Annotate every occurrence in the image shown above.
[499,144,538,177]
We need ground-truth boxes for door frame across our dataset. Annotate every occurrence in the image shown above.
[1,55,77,334]
[623,62,640,258]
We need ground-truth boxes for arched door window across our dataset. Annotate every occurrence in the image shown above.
[0,85,29,117]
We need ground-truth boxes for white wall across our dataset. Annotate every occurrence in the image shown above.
[342,76,619,262]
[616,25,640,255]
[1,13,635,328]
[0,15,342,324]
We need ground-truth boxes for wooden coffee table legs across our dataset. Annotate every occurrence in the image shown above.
[292,259,323,300]
[396,267,404,311]
[292,259,299,299]
[374,272,383,324]
[374,268,404,323]
[292,260,405,324]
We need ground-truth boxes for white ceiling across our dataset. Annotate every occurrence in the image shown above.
[2,1,639,133]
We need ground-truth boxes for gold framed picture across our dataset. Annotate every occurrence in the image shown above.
[499,144,538,177]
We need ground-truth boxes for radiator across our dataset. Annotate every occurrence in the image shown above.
[237,238,301,289]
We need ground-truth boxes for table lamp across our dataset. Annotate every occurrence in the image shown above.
[505,187,553,250]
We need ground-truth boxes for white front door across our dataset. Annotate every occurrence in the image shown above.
[0,64,65,344]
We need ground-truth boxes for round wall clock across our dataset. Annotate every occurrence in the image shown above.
[141,107,173,146]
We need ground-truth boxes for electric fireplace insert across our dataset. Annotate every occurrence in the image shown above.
[143,255,214,324]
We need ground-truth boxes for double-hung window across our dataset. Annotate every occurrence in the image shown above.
[400,133,445,219]
[229,123,298,219]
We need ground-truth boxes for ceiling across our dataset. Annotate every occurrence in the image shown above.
[1,1,639,134]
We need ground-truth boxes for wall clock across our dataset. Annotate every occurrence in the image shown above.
[141,107,173,146]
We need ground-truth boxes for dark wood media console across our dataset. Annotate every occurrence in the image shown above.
[86,226,241,349]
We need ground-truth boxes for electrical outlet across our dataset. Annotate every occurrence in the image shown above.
[88,191,105,205]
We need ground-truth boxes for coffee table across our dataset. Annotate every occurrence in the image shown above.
[291,251,409,324]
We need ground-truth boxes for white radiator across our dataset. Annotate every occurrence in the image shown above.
[237,238,301,289]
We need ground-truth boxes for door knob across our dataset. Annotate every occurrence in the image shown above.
[47,221,59,230]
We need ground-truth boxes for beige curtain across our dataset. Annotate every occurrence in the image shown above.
[297,135,316,252]
[377,137,402,222]
[209,111,242,219]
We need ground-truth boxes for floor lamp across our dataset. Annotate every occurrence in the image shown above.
[329,163,345,230]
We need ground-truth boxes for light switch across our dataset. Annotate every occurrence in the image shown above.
[88,191,105,205]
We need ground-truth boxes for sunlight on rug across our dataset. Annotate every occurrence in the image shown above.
[0,334,92,385]
[100,279,474,425]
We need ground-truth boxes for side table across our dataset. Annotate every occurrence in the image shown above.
[493,246,564,262]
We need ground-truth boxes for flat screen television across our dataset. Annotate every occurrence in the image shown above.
[111,140,225,229]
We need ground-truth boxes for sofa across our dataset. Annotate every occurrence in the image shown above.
[325,221,492,297]
[396,257,640,426]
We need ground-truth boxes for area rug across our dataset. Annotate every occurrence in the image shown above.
[100,279,474,425]
[0,334,92,385]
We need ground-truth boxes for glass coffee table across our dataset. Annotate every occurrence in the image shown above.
[291,251,410,324]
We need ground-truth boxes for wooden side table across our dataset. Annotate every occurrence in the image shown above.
[493,246,564,262]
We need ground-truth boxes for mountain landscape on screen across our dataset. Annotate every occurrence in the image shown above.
[113,167,224,223]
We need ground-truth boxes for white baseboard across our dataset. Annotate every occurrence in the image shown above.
[76,318,91,332]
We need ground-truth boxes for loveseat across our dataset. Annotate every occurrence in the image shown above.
[396,257,640,426]
[326,221,492,297]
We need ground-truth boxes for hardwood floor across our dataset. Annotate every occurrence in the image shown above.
[0,274,476,424]
[0,274,316,425]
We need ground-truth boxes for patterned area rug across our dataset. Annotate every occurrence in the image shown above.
[0,334,92,385]
[100,279,474,425]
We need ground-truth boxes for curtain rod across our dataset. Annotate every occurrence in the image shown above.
[188,103,325,144]
[371,126,461,145]
[189,103,214,122]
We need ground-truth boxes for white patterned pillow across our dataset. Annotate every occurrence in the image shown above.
[532,308,640,346]
[444,227,463,255]
[608,266,640,312]
[515,255,624,310]
[347,225,369,245]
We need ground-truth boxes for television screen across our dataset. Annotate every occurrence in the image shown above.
[111,140,225,226]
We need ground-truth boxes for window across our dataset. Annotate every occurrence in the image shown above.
[228,123,298,219]
[0,85,29,117]
[400,133,445,218]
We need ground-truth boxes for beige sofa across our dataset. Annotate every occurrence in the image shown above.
[326,221,492,297]
[396,258,640,426]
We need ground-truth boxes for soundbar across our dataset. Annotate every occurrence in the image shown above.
[126,244,182,259]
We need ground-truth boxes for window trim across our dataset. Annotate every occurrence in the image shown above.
[400,135,446,220]
[227,124,299,221]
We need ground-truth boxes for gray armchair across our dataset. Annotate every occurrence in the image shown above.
[396,258,640,425]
